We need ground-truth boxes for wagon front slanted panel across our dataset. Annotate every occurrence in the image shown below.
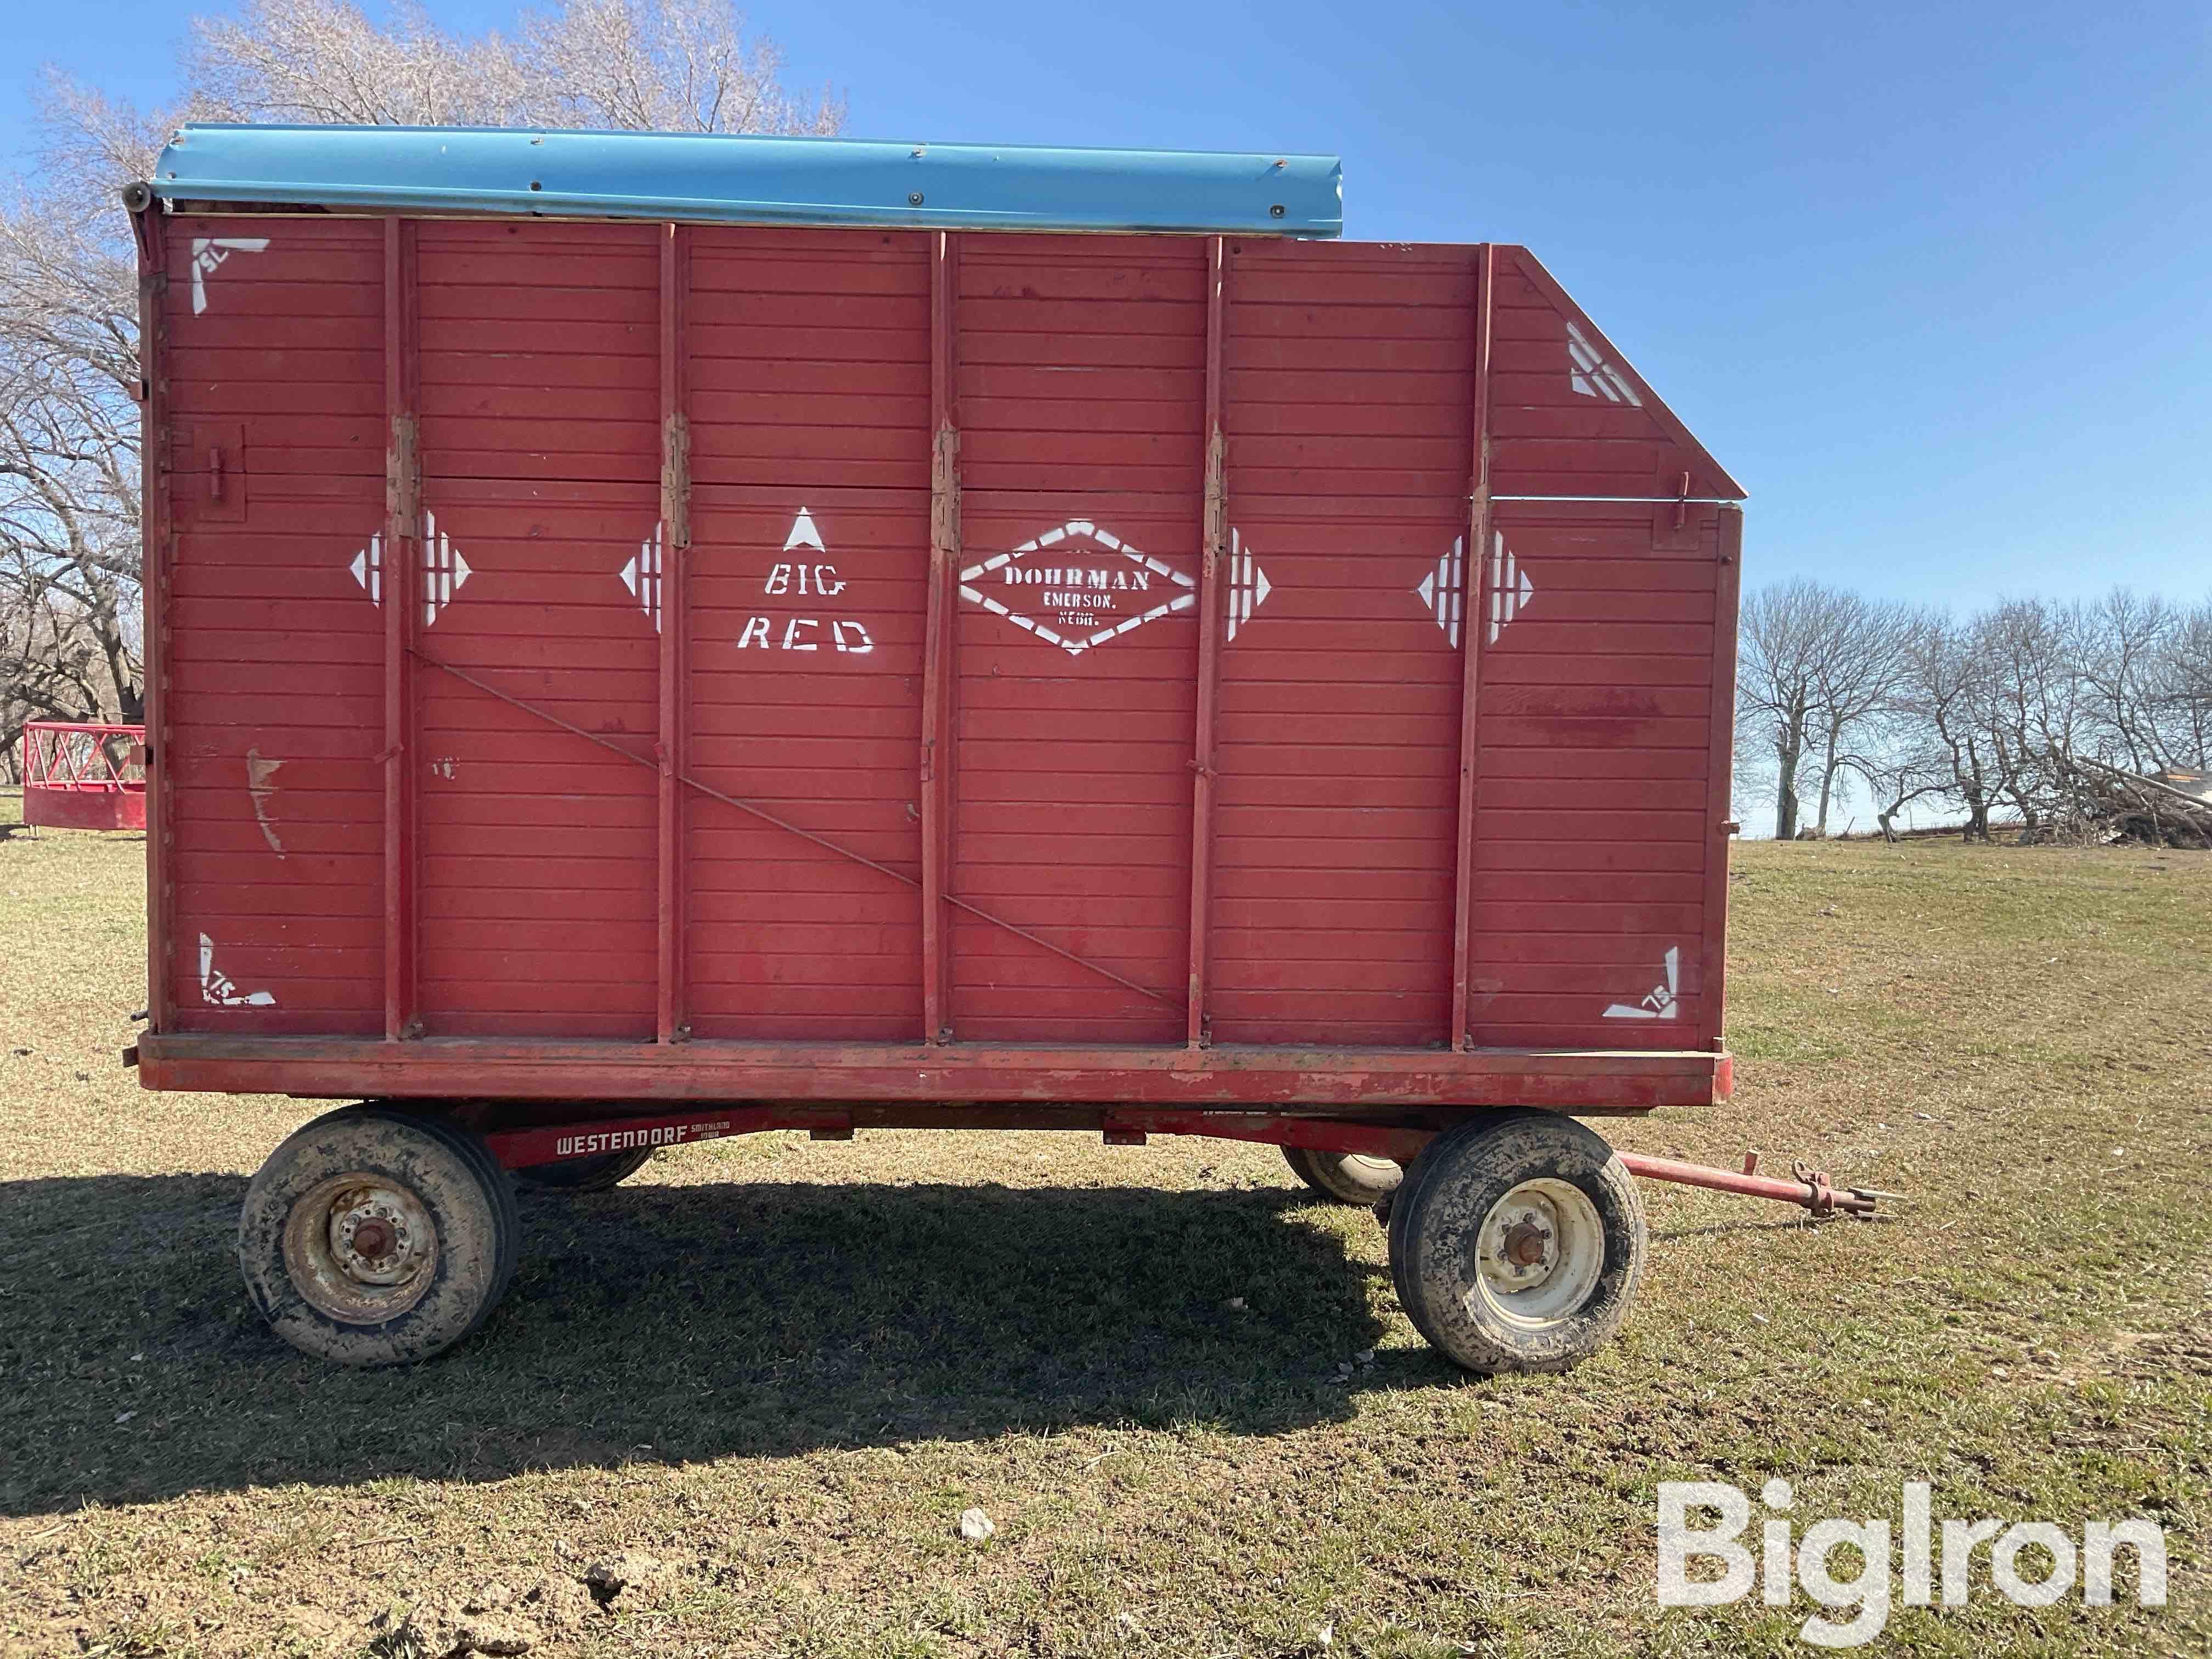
[142,204,1742,1111]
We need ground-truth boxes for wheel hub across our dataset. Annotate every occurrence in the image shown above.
[283,1170,443,1324]
[1480,1195,1564,1289]
[1469,1177,1607,1328]
[328,1186,430,1285]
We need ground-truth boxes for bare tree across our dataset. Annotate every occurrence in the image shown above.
[2072,589,2178,772]
[2,0,842,752]
[1737,580,1824,839]
[0,89,154,763]
[1806,592,1912,835]
[1841,707,1953,843]
[2150,597,2212,764]
[517,0,842,133]
[1898,609,1996,841]
[185,0,842,132]
[1737,580,1909,838]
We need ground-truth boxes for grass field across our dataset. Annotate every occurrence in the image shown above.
[1,809,2205,1657]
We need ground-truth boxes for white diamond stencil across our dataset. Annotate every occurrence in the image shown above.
[1487,531,1534,644]
[421,511,471,627]
[1225,528,1272,642]
[960,520,1197,658]
[1566,319,1642,407]
[1414,538,1465,647]
[349,533,382,606]
[621,521,664,631]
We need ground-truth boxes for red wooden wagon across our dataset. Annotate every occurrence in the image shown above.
[128,125,1782,1371]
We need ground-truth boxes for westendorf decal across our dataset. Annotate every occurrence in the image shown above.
[554,1120,735,1158]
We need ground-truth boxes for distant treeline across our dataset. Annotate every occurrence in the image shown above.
[1736,582,2212,842]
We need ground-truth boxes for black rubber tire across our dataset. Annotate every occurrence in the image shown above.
[239,1104,520,1367]
[1386,1111,1645,1375]
[513,1147,655,1192]
[1282,1144,1404,1206]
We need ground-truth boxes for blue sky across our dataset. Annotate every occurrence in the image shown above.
[10,0,2208,611]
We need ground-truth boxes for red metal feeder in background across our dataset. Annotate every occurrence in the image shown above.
[19,721,147,831]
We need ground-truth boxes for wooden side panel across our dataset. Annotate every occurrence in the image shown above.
[409,223,660,1039]
[161,217,385,1034]
[949,235,1206,1041]
[149,215,1741,1088]
[679,227,933,1040]
[1207,241,1476,1046]
[1467,499,1724,1046]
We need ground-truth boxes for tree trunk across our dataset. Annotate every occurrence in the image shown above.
[1815,721,1843,834]
[1774,697,1804,840]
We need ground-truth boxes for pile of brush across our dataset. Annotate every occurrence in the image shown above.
[2063,758,2212,849]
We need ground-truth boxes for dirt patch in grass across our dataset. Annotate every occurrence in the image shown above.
[0,825,2205,1656]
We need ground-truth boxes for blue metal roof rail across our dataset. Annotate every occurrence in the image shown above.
[148,125,1344,238]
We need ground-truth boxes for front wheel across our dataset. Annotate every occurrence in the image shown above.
[1282,1144,1403,1206]
[1387,1112,1645,1374]
[239,1105,520,1366]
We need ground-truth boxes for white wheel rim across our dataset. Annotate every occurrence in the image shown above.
[1470,1178,1605,1328]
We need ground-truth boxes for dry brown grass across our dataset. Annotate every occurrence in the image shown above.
[1,809,2206,1657]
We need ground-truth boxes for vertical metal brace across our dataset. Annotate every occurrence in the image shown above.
[382,217,422,1042]
[656,223,690,1044]
[921,232,960,1044]
[136,211,174,1033]
[1700,506,1745,1053]
[1186,236,1228,1049]
[1450,244,1496,1053]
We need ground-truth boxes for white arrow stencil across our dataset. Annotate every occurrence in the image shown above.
[783,507,825,552]
[1414,537,1465,647]
[188,237,269,315]
[621,521,663,631]
[1488,531,1534,643]
[349,533,382,606]
[200,934,275,1007]
[1225,529,1272,642]
[1566,319,1641,407]
[421,511,471,627]
[1604,946,1680,1020]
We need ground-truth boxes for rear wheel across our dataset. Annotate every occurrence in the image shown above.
[239,1105,519,1366]
[1387,1111,1644,1374]
[514,1147,655,1192]
[1282,1144,1403,1206]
